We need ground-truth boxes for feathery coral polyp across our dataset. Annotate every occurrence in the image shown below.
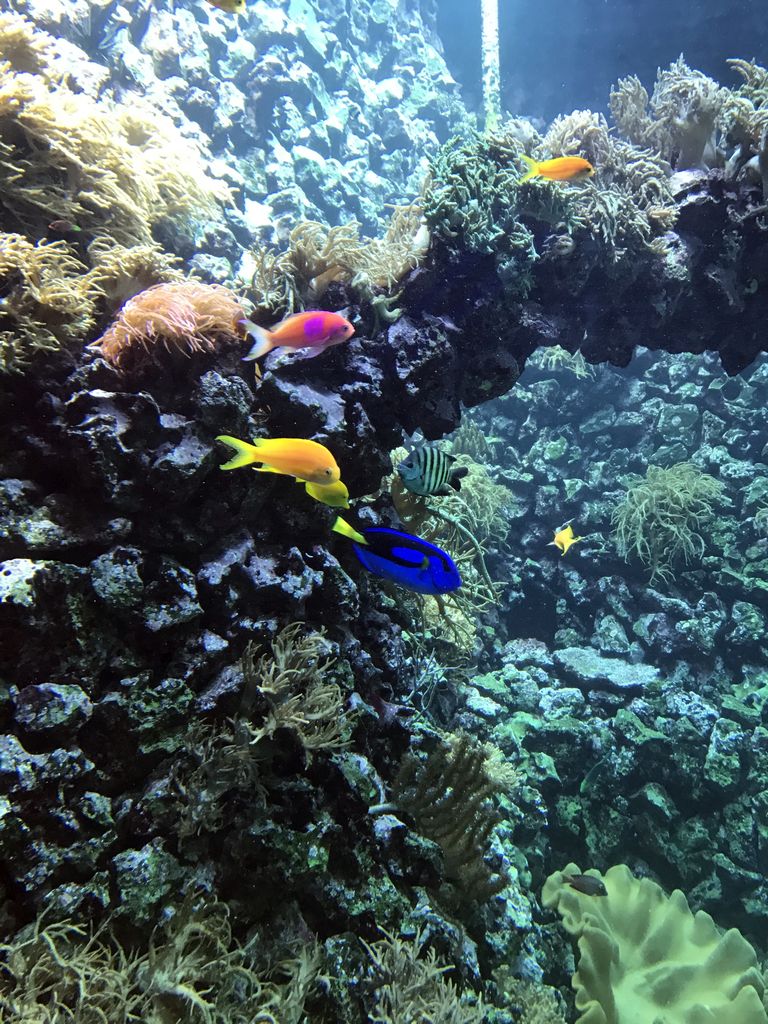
[91,281,247,370]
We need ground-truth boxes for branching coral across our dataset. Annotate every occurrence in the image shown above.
[90,281,248,371]
[391,731,509,903]
[529,344,596,379]
[244,204,429,320]
[721,59,768,197]
[239,622,356,757]
[423,129,539,299]
[0,14,230,245]
[0,890,321,1023]
[610,56,725,169]
[0,232,103,373]
[363,928,485,1024]
[612,462,725,582]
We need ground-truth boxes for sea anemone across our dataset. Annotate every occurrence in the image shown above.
[91,281,248,371]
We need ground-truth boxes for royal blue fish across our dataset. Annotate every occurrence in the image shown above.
[332,517,462,595]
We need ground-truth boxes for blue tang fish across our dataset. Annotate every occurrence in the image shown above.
[333,517,462,595]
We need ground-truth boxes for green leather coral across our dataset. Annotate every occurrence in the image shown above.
[542,862,767,1024]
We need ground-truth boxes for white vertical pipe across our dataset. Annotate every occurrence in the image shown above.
[481,0,501,131]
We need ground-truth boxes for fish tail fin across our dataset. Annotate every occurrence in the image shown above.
[519,154,539,183]
[241,320,275,361]
[449,466,469,491]
[216,435,258,470]
[332,516,368,545]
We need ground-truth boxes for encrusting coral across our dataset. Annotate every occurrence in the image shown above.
[612,461,725,582]
[90,281,248,371]
[543,862,767,1024]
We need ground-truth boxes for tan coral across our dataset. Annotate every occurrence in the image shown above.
[244,204,429,319]
[90,281,247,371]
[87,239,185,313]
[543,862,767,1024]
[0,20,230,245]
[611,56,724,169]
[0,232,103,373]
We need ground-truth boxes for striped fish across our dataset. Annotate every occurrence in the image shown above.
[396,446,468,497]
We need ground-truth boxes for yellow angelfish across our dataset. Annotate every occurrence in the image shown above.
[548,522,582,556]
[205,0,246,14]
[216,435,340,485]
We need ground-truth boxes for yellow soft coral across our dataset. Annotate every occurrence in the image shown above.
[543,862,767,1024]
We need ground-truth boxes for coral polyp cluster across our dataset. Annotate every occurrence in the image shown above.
[91,281,248,370]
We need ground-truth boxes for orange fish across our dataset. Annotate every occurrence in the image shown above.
[243,310,355,363]
[519,154,595,183]
[215,435,340,485]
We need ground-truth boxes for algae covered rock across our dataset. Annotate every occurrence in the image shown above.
[543,862,767,1023]
[553,646,659,692]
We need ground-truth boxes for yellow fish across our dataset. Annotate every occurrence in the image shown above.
[205,0,246,13]
[304,479,350,509]
[216,435,340,485]
[548,522,582,556]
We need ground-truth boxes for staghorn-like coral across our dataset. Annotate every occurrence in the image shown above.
[0,889,321,1023]
[362,928,485,1024]
[0,13,230,245]
[612,461,726,582]
[240,622,356,757]
[0,231,103,373]
[90,281,248,371]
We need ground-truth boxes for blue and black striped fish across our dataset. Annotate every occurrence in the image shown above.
[397,446,468,497]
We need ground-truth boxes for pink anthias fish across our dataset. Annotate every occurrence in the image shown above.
[242,310,355,363]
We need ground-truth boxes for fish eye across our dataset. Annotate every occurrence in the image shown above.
[325,468,334,477]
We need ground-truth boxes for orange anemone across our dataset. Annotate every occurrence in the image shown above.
[91,281,247,371]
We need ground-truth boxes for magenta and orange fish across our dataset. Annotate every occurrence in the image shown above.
[243,310,355,364]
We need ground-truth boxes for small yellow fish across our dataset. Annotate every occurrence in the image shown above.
[304,479,350,509]
[216,435,340,485]
[205,0,245,13]
[548,522,582,556]
[520,154,595,183]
